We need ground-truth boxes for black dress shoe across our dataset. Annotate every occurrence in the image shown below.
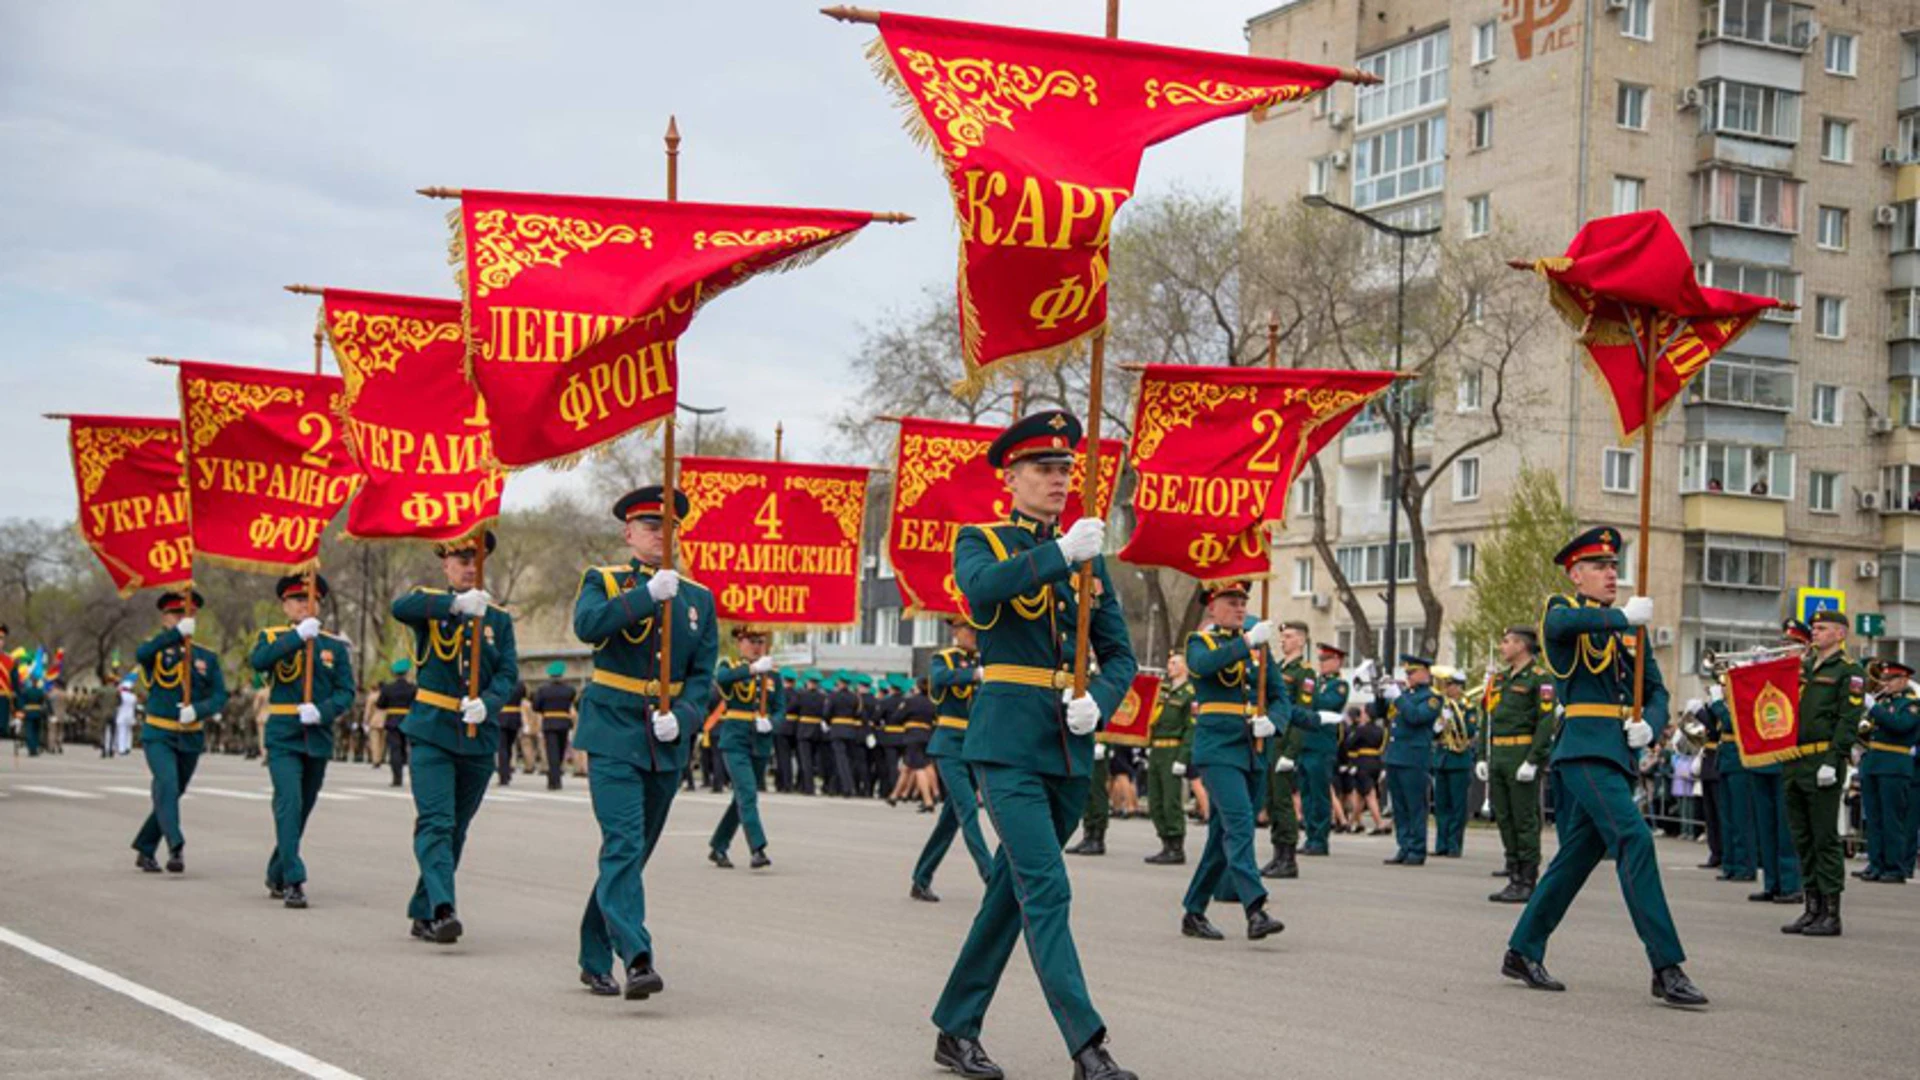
[750,848,771,869]
[136,854,161,873]
[410,919,431,940]
[1726,872,1756,882]
[1651,965,1708,1006]
[283,884,308,909]
[911,882,941,903]
[427,911,463,944]
[1401,857,1426,866]
[624,957,664,1000]
[165,854,184,874]
[267,881,286,900]
[1180,912,1224,941]
[1500,949,1565,991]
[933,1032,1004,1079]
[1771,890,1804,904]
[580,970,620,996]
[1698,859,1721,870]
[1301,845,1328,856]
[1246,906,1285,941]
[1071,1037,1137,1080]
[708,849,734,869]
[1383,853,1406,865]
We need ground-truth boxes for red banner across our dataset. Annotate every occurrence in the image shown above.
[321,288,504,541]
[64,416,193,596]
[887,417,1123,616]
[1120,365,1397,582]
[1724,654,1804,767]
[176,361,360,573]
[868,12,1343,386]
[450,189,876,467]
[676,457,872,627]
[1098,671,1162,747]
[1524,211,1782,440]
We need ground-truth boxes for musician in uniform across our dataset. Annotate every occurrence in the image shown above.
[1260,621,1318,878]
[1855,660,1917,883]
[1704,681,1756,883]
[131,590,228,874]
[1502,526,1705,1006]
[1429,667,1478,858]
[708,624,781,870]
[928,410,1139,1080]
[16,671,48,756]
[251,574,355,908]
[496,678,527,785]
[791,671,822,795]
[392,531,518,945]
[1483,627,1556,904]
[369,659,415,788]
[1741,620,1809,906]
[1370,655,1440,865]
[529,662,577,790]
[1143,651,1195,865]
[1686,698,1724,872]
[1778,609,1866,936]
[911,617,992,900]
[1298,643,1348,856]
[771,669,798,793]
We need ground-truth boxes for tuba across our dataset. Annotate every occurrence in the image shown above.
[1439,699,1472,754]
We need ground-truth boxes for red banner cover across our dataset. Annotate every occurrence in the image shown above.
[449,189,876,468]
[65,416,193,596]
[1098,671,1162,747]
[1723,653,1804,767]
[322,289,504,541]
[176,361,360,573]
[868,12,1343,386]
[676,457,872,627]
[1525,211,1783,440]
[1119,365,1397,582]
[887,417,1123,616]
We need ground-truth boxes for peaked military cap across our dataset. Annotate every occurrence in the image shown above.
[275,573,329,601]
[612,485,690,523]
[1202,579,1252,602]
[1554,525,1622,568]
[1881,659,1915,677]
[1806,610,1847,629]
[1400,654,1434,671]
[156,589,206,613]
[988,409,1082,469]
[1782,617,1813,642]
[1317,642,1347,659]
[433,530,496,558]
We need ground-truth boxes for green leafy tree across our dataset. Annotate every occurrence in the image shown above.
[1453,466,1577,670]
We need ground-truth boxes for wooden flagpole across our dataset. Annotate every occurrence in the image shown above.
[1630,313,1658,729]
[658,115,682,720]
[1255,312,1279,733]
[304,328,323,707]
[145,359,196,707]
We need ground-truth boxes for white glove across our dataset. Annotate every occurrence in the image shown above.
[1093,742,1108,761]
[450,589,492,619]
[460,696,488,726]
[1381,683,1401,701]
[1859,717,1875,736]
[652,710,680,742]
[1056,517,1105,564]
[1432,718,1447,734]
[296,703,323,726]
[1171,760,1187,777]
[646,570,680,602]
[865,734,877,749]
[1863,693,1877,712]
[1622,595,1653,627]
[1318,711,1342,727]
[1625,720,1653,749]
[819,722,830,737]
[1352,658,1376,684]
[1250,715,1277,740]
[754,716,772,734]
[1816,764,1838,788]
[1516,761,1538,783]
[176,617,197,638]
[1684,698,1703,717]
[1707,683,1723,703]
[1474,761,1489,783]
[176,704,197,726]
[1243,620,1275,648]
[1274,755,1296,773]
[749,656,775,674]
[295,617,321,641]
[1063,691,1099,736]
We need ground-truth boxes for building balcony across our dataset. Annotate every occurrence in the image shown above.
[1682,492,1785,537]
[1695,132,1797,175]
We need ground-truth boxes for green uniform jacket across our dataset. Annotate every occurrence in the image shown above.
[1303,675,1348,754]
[714,658,784,756]
[1859,689,1920,777]
[1184,622,1286,772]
[928,646,979,759]
[1275,655,1320,760]
[1487,658,1556,766]
[1433,698,1479,772]
[391,587,518,759]
[1538,593,1668,776]
[1793,649,1865,773]
[1371,685,1440,769]
[135,626,229,752]
[955,512,1137,779]
[1149,680,1194,741]
[248,626,355,757]
[571,560,717,773]
[1708,699,1744,774]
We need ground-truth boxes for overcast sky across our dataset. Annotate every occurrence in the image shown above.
[1,0,1270,521]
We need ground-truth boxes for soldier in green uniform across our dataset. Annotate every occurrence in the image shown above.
[1176,580,1288,944]
[572,486,717,1000]
[391,532,517,945]
[131,590,229,874]
[1143,651,1195,865]
[1705,683,1757,882]
[911,617,993,901]
[1066,741,1111,856]
[1370,656,1440,865]
[16,673,48,756]
[1260,622,1317,878]
[1484,627,1557,903]
[1855,661,1918,883]
[250,574,355,908]
[1502,526,1705,1006]
[1298,644,1348,856]
[709,624,781,870]
[1779,609,1866,936]
[1745,621,1808,905]
[1429,668,1478,857]
[928,411,1139,1080]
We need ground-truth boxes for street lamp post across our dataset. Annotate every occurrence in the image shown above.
[677,401,725,455]
[1303,194,1440,667]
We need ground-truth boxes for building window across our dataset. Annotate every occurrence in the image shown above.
[911,615,941,647]
[1334,541,1414,586]
[1292,472,1319,515]
[1612,176,1645,215]
[1699,81,1802,143]
[1452,542,1477,586]
[1468,292,1485,325]
[1307,156,1330,197]
[1898,201,1920,255]
[1616,83,1648,130]
[1616,540,1635,586]
[1470,106,1493,150]
[1465,194,1490,238]
[1473,19,1496,65]
[1352,115,1447,210]
[1682,443,1795,499]
[1824,32,1856,76]
[1602,447,1638,494]
[1693,169,1803,233]
[1820,117,1853,163]
[1293,557,1314,596]
[1355,30,1449,128]
[1810,383,1842,426]
[1814,296,1846,340]
[1693,537,1786,591]
[1815,206,1848,251]
[1901,116,1920,166]
[1892,291,1920,343]
[1456,367,1482,412]
[1809,557,1834,589]
[1694,261,1801,318]
[1702,1,1817,50]
[1453,456,1481,501]
[1621,0,1652,41]
[1808,471,1840,514]
[1687,355,1797,410]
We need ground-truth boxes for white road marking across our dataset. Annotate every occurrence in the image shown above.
[15,785,103,799]
[0,925,364,1080]
[104,786,154,798]
[186,786,269,801]
[315,792,362,802]
[335,788,413,800]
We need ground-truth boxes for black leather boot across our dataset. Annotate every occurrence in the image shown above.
[1802,891,1842,937]
[1180,911,1224,940]
[1246,902,1285,941]
[1781,890,1820,934]
[1066,826,1105,856]
[1143,837,1183,865]
[1276,843,1299,879]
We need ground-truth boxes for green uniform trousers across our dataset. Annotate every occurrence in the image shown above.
[1902,772,1920,877]
[1487,755,1542,865]
[1081,757,1109,832]
[1182,763,1267,915]
[1509,761,1685,970]
[1861,772,1912,879]
[406,741,492,920]
[933,764,1103,1055]
[912,755,994,889]
[1265,744,1298,847]
[1748,772,1803,896]
[1385,765,1428,860]
[1431,767,1471,856]
[23,715,44,755]
[133,741,200,856]
[1715,771,1755,876]
[579,756,680,976]
[1145,747,1186,841]
[709,747,768,854]
[1782,762,1843,896]
[1299,747,1334,850]
[266,749,327,887]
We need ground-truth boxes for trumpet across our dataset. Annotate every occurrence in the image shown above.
[1673,711,1710,755]
[1699,643,1808,681]
[1864,658,1899,696]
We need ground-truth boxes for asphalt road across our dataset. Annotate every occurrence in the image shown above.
[1,751,1915,1080]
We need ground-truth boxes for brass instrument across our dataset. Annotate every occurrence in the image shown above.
[1699,643,1808,682]
[1674,710,1709,755]
[1863,658,1897,696]
[1439,698,1472,754]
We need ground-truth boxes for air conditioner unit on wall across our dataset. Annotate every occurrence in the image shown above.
[1886,147,1907,166]
[1676,86,1702,111]
[1329,150,1350,170]
[1877,205,1901,227]
[1327,109,1349,131]
[1859,489,1881,510]
[1858,560,1881,580]
[1871,414,1896,434]
[1604,0,1628,11]
[1311,592,1332,610]
[1653,626,1675,647]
